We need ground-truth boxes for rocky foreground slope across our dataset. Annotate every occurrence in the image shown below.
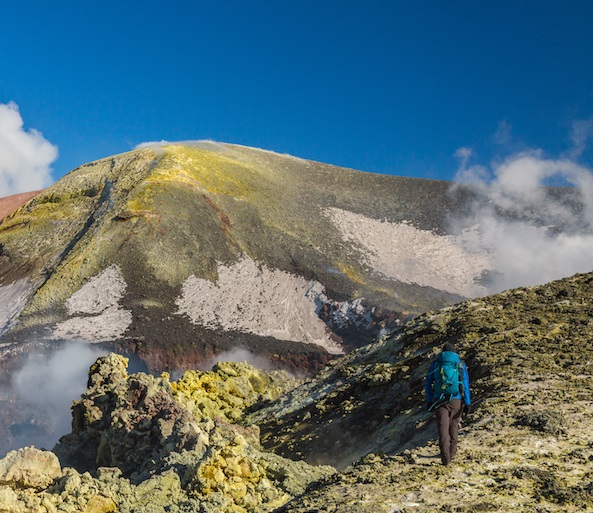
[271,271,593,512]
[1,271,593,512]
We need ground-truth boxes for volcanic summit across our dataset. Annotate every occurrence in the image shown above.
[0,142,491,374]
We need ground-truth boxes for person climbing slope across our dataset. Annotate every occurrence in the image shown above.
[425,341,471,465]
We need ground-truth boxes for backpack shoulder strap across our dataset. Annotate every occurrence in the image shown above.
[427,355,442,375]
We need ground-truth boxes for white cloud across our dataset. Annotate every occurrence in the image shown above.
[453,147,489,186]
[451,151,593,293]
[0,102,57,196]
[134,139,172,150]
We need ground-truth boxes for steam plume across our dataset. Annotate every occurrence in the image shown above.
[9,342,106,451]
[566,117,593,161]
[199,348,277,372]
[451,149,593,293]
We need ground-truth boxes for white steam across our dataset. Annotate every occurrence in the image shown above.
[566,117,593,161]
[204,348,277,372]
[135,139,224,151]
[0,102,57,196]
[452,149,593,293]
[10,342,106,450]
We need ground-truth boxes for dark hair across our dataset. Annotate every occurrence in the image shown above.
[443,342,456,352]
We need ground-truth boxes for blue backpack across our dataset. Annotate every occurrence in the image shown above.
[433,351,463,400]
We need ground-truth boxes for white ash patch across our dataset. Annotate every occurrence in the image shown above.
[52,306,132,341]
[327,207,491,297]
[65,264,127,315]
[53,265,132,342]
[176,255,343,354]
[0,279,32,336]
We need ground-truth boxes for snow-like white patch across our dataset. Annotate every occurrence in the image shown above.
[327,207,491,297]
[53,265,132,342]
[0,279,32,336]
[53,306,132,341]
[176,255,343,354]
[65,265,127,315]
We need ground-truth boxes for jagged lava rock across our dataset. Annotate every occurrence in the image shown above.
[54,353,208,480]
[170,360,300,424]
[47,353,334,512]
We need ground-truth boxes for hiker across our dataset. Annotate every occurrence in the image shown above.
[425,342,471,465]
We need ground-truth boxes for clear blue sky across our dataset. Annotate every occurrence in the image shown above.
[2,1,593,183]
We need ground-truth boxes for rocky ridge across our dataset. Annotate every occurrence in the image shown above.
[1,271,593,511]
[266,271,593,512]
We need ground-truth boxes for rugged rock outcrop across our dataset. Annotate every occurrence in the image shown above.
[0,352,323,512]
[54,353,207,479]
[0,446,61,490]
[17,353,332,513]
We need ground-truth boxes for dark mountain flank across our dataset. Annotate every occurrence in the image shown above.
[0,142,482,375]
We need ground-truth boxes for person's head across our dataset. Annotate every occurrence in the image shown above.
[443,342,456,353]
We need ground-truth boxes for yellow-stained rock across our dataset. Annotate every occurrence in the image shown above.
[171,362,299,425]
[0,447,61,491]
[84,495,117,513]
[214,468,226,484]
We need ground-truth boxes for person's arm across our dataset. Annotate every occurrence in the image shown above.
[462,363,471,405]
[425,361,436,404]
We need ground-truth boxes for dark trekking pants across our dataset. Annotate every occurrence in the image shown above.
[435,399,462,465]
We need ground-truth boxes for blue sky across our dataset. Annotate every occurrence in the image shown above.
[2,1,593,191]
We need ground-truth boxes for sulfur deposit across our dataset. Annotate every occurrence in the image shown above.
[170,360,300,424]
[0,354,334,513]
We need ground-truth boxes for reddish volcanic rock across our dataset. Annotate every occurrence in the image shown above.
[0,191,42,221]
